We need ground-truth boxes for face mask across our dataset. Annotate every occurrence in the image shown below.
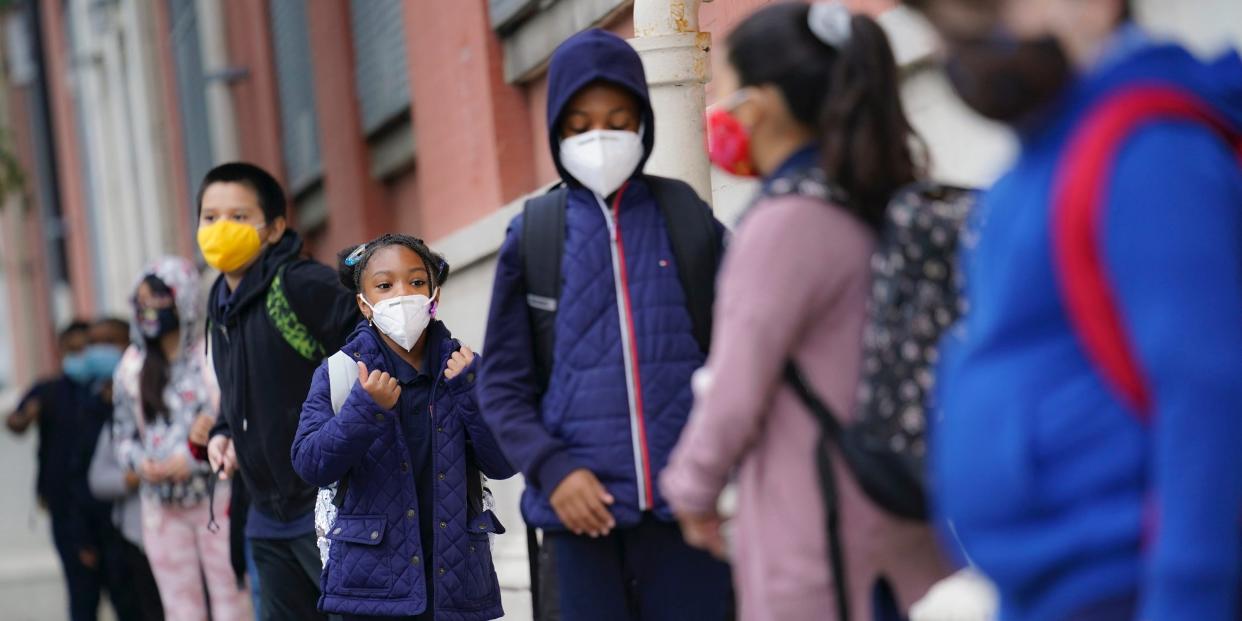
[360,291,438,352]
[707,106,758,178]
[82,344,123,381]
[137,306,179,340]
[63,353,91,384]
[559,129,644,197]
[945,33,1072,124]
[197,220,264,273]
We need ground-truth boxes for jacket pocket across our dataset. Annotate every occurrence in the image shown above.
[326,514,393,594]
[463,510,505,602]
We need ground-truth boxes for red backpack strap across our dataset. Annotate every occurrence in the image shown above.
[1052,83,1242,420]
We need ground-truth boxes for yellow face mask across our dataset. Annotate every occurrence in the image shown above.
[197,220,263,273]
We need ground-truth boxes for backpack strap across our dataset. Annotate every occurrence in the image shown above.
[521,187,568,393]
[1052,84,1242,419]
[647,175,722,355]
[327,351,359,414]
[325,350,360,508]
[266,263,328,362]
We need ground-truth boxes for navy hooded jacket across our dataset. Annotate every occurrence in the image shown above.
[292,321,515,619]
[478,29,724,529]
[934,34,1242,621]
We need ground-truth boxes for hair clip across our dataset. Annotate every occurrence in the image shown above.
[808,2,852,49]
[344,244,367,266]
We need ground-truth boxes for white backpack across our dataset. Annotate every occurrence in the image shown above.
[313,351,360,567]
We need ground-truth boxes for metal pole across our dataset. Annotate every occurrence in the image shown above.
[631,0,713,204]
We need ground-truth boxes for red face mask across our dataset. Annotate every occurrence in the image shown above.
[707,105,758,178]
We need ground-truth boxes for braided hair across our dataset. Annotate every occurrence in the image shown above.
[337,233,451,293]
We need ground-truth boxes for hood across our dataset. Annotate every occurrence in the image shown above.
[131,256,206,348]
[209,228,304,323]
[546,28,655,187]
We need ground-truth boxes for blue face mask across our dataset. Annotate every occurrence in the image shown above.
[62,352,91,384]
[82,344,124,382]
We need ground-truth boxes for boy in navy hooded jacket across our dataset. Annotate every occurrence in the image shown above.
[478,28,731,620]
[912,0,1242,619]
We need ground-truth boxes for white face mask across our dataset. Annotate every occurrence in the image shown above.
[559,129,644,198]
[360,291,438,351]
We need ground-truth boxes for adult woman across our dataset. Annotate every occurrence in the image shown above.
[660,4,951,620]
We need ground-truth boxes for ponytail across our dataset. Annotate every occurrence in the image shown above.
[820,13,921,223]
[727,3,923,225]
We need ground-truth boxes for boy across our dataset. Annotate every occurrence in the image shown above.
[201,162,360,620]
[479,28,731,621]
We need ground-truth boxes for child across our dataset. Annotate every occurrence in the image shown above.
[199,162,360,621]
[478,27,731,621]
[113,257,252,620]
[291,234,515,620]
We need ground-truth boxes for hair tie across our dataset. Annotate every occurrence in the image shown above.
[344,244,367,267]
[808,2,852,49]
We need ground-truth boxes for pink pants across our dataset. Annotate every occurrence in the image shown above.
[141,486,253,621]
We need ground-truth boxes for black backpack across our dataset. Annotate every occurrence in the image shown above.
[770,171,975,619]
[521,175,723,390]
[518,175,724,621]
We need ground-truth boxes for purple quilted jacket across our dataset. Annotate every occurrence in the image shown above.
[291,322,516,619]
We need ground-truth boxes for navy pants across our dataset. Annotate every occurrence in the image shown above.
[548,512,732,621]
[51,508,142,621]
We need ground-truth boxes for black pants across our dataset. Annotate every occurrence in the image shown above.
[51,509,142,621]
[547,513,733,621]
[250,535,329,621]
[120,538,165,620]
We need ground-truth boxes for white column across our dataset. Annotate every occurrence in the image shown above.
[631,0,713,204]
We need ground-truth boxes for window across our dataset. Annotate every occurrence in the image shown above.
[168,0,212,220]
[269,0,322,192]
[349,0,411,134]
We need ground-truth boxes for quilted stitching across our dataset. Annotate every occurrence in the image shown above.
[522,181,707,528]
[293,326,505,620]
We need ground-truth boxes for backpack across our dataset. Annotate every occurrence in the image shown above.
[518,175,723,620]
[772,171,976,621]
[521,175,723,390]
[1051,83,1242,416]
[313,350,361,566]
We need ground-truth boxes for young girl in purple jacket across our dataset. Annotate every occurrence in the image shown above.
[291,234,515,621]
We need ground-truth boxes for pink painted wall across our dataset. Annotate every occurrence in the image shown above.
[403,0,535,240]
[39,0,96,316]
[305,0,391,254]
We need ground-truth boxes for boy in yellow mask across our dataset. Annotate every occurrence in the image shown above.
[198,162,361,620]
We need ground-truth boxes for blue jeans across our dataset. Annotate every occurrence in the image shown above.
[245,539,262,620]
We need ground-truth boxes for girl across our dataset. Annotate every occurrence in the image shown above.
[291,234,515,620]
[113,256,252,621]
[660,4,952,620]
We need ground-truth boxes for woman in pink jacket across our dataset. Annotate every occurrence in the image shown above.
[660,4,951,620]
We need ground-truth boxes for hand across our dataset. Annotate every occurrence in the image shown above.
[140,459,167,483]
[444,346,476,380]
[549,469,616,537]
[78,547,99,570]
[188,414,215,447]
[98,381,114,406]
[677,511,729,561]
[6,399,40,434]
[162,453,192,483]
[207,436,237,480]
[123,470,141,491]
[358,361,401,411]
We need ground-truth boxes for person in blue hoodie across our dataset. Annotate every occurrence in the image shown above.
[478,28,731,621]
[291,234,516,620]
[907,0,1242,619]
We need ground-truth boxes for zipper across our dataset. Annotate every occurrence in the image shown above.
[596,184,655,511]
